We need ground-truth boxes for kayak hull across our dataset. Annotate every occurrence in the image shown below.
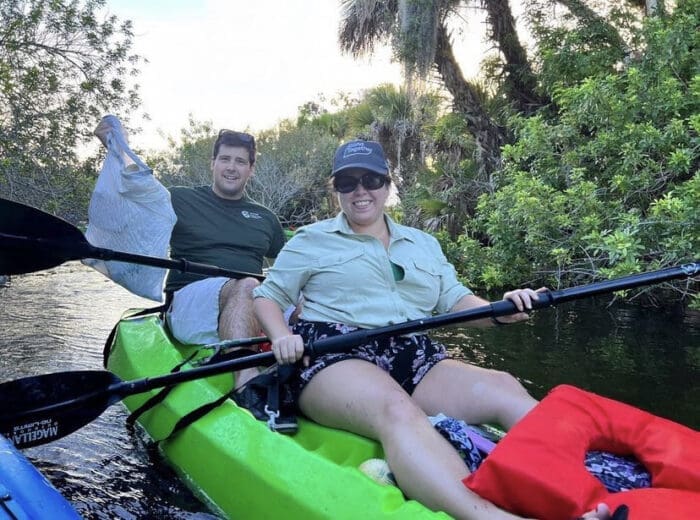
[106,313,449,519]
[0,434,80,520]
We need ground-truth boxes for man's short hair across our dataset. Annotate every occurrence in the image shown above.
[213,130,256,165]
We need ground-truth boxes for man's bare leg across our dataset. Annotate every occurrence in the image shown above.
[219,277,262,389]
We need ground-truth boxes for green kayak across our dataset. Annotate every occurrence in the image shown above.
[106,311,451,519]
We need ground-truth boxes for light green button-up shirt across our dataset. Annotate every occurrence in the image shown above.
[253,213,472,329]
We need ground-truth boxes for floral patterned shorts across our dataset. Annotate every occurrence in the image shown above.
[290,319,448,398]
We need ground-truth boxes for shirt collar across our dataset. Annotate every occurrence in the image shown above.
[327,212,414,243]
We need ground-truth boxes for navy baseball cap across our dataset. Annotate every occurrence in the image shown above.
[331,140,389,176]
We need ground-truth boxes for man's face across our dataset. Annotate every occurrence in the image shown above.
[211,144,254,200]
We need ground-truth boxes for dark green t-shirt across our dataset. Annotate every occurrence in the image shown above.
[165,186,285,292]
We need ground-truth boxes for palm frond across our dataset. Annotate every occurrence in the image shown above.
[338,0,399,57]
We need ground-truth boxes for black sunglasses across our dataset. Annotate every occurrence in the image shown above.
[333,172,388,194]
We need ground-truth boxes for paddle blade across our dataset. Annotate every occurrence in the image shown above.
[0,370,122,449]
[0,198,89,275]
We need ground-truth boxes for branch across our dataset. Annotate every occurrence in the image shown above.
[553,0,628,51]
[482,0,549,113]
[435,22,505,178]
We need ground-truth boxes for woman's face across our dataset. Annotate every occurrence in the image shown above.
[335,169,390,230]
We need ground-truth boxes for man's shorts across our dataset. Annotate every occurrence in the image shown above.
[165,277,229,345]
[165,277,298,345]
[289,319,448,398]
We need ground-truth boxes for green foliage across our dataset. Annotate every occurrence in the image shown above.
[450,0,700,304]
[413,111,485,232]
[0,0,141,220]
[296,96,354,138]
[254,121,340,226]
[647,172,700,266]
[146,116,217,187]
[433,230,492,289]
[527,0,635,92]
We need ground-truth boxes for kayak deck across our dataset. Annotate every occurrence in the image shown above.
[107,313,450,519]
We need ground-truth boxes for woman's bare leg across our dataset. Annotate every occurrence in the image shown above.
[299,359,528,520]
[412,359,537,430]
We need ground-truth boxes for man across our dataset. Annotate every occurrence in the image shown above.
[95,118,285,389]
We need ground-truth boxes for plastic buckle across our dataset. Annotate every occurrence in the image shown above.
[264,405,280,431]
[192,344,223,367]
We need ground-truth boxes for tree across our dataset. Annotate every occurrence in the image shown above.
[338,0,545,180]
[0,0,141,219]
[254,121,340,227]
[337,0,696,307]
[147,116,217,187]
[468,0,699,305]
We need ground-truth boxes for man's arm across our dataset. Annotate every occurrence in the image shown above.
[93,115,140,171]
[85,114,176,302]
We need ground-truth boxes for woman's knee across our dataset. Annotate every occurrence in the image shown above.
[379,389,426,426]
[487,369,529,395]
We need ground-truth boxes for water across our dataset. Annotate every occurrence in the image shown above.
[0,265,698,518]
[434,301,700,429]
[0,265,217,519]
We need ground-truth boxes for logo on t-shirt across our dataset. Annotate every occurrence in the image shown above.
[241,210,262,219]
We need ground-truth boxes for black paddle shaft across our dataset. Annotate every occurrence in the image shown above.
[0,253,696,448]
[0,351,279,449]
[307,261,700,353]
[211,260,699,352]
[0,197,264,280]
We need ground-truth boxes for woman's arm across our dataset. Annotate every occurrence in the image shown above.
[254,297,306,365]
[450,288,547,327]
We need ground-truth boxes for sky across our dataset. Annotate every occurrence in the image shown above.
[106,0,491,151]
[105,0,401,150]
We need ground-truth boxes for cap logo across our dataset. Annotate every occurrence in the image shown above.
[342,142,373,158]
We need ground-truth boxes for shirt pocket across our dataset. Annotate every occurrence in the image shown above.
[313,248,367,289]
[405,258,441,310]
[314,250,366,286]
[316,249,365,269]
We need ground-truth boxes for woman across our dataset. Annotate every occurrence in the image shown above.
[253,140,609,520]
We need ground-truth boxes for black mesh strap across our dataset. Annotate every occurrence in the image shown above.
[158,364,298,442]
[158,393,233,441]
[125,350,199,426]
[126,347,260,426]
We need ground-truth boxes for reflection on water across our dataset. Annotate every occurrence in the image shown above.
[433,299,700,429]
[0,265,218,519]
[0,264,698,517]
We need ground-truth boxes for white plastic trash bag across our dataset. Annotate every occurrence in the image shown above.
[83,116,176,301]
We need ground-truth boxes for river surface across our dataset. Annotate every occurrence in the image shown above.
[0,264,698,518]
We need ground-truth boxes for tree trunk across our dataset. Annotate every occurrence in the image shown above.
[646,0,658,16]
[435,22,505,181]
[483,0,548,114]
[555,0,628,50]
